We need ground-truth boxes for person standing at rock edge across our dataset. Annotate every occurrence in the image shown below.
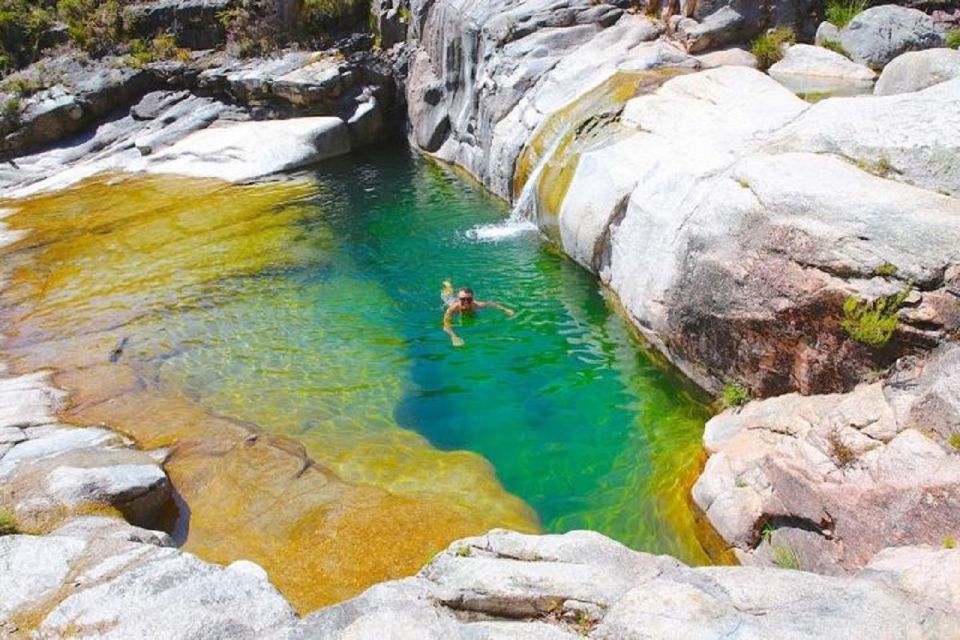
[441,280,515,346]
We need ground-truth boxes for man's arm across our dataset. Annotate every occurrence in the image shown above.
[477,300,516,317]
[443,305,465,346]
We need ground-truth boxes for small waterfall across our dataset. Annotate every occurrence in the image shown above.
[462,134,561,243]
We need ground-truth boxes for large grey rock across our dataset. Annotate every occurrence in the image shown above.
[50,515,175,547]
[0,55,157,157]
[839,5,946,70]
[874,47,960,95]
[146,117,352,181]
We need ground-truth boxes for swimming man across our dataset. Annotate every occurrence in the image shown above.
[441,280,515,347]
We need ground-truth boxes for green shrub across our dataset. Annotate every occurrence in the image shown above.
[825,0,866,28]
[1,94,19,128]
[751,27,795,70]
[57,0,129,56]
[841,285,911,346]
[0,507,17,535]
[946,535,957,549]
[949,433,960,450]
[0,0,55,74]
[721,382,749,408]
[946,30,960,50]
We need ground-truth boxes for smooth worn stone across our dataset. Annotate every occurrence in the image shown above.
[815,20,841,46]
[839,5,946,70]
[50,515,175,547]
[768,44,876,95]
[0,535,87,624]
[696,47,757,69]
[874,47,960,95]
[146,117,352,182]
[0,534,296,639]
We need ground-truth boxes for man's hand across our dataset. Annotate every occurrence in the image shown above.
[451,335,465,347]
[505,309,516,318]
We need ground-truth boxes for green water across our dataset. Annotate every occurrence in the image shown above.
[131,146,713,561]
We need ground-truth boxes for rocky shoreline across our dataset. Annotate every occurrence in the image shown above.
[1,0,960,637]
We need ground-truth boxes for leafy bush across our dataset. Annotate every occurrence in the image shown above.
[721,382,749,408]
[0,0,55,74]
[57,0,131,56]
[946,535,957,549]
[947,30,960,50]
[825,0,866,28]
[949,433,960,450]
[751,27,795,70]
[841,285,911,346]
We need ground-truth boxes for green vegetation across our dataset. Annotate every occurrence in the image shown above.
[750,27,795,70]
[820,39,848,57]
[841,285,912,347]
[945,536,957,549]
[454,545,472,557]
[946,30,960,50]
[855,155,894,178]
[0,0,55,74]
[127,34,190,67]
[1,94,19,128]
[825,0,866,29]
[771,541,801,569]
[721,382,749,409]
[873,261,898,277]
[0,507,18,535]
[949,433,960,450]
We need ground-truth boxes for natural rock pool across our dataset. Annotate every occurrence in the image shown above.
[0,145,724,609]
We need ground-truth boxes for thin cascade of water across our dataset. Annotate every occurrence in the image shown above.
[463,133,564,242]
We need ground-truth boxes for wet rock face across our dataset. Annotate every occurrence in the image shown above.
[289,529,958,639]
[406,0,669,198]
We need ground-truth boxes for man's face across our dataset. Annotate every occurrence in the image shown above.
[458,292,475,309]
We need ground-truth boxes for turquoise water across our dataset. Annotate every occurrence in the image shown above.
[160,146,713,560]
[3,145,716,564]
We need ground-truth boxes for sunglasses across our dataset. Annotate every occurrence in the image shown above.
[459,297,474,303]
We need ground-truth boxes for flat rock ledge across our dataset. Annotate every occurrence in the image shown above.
[283,529,959,639]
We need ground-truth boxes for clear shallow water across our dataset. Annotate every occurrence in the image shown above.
[0,145,719,570]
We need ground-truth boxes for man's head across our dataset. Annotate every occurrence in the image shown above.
[458,287,475,309]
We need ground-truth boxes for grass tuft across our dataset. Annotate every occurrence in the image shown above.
[949,433,960,450]
[721,382,750,409]
[771,541,801,569]
[825,0,866,28]
[946,30,960,50]
[820,39,848,57]
[751,27,795,70]
[873,262,898,277]
[0,507,18,536]
[945,536,957,549]
[841,285,911,346]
